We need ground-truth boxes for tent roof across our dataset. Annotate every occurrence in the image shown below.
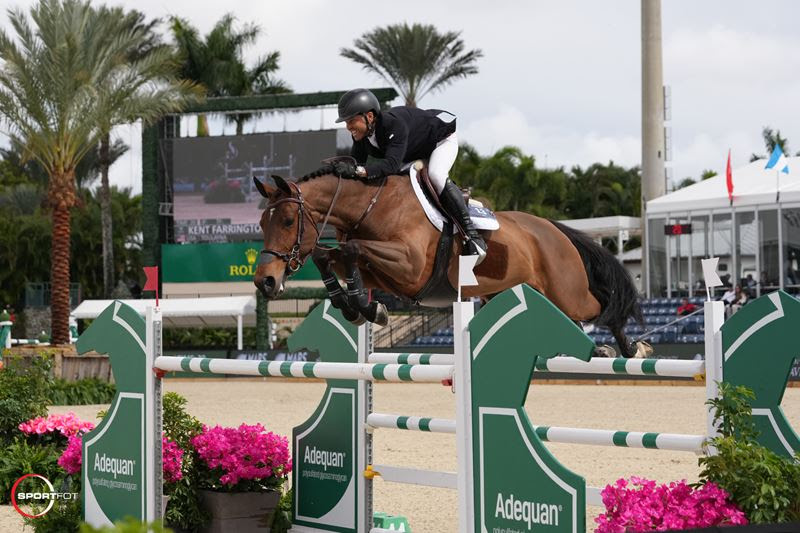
[647,157,800,215]
[71,296,256,328]
[559,216,641,239]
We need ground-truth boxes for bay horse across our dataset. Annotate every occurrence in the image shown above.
[253,171,643,357]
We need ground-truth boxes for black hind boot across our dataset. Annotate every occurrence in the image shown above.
[439,180,487,264]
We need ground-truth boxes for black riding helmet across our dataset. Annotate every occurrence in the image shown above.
[335,88,380,123]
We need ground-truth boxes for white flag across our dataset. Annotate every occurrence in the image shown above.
[458,255,479,288]
[701,257,723,289]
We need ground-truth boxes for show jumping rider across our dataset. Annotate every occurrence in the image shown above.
[312,88,488,264]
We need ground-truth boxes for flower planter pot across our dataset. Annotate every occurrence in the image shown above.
[199,489,281,533]
[162,495,169,517]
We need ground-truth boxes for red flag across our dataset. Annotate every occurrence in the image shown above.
[726,149,734,205]
[143,266,159,307]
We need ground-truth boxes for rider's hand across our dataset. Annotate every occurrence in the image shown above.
[332,160,358,179]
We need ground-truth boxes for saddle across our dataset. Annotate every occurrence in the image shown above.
[408,161,499,234]
[407,162,498,307]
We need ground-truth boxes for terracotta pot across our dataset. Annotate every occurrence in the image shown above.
[199,489,281,533]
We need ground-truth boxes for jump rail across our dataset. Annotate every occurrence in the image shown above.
[369,352,706,379]
[154,356,454,383]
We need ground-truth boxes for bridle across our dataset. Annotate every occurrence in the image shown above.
[259,176,386,276]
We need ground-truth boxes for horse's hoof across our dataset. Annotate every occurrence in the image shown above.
[633,341,653,358]
[593,345,617,358]
[348,314,366,326]
[373,303,389,327]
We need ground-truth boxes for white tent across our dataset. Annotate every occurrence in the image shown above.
[71,296,256,349]
[648,156,800,214]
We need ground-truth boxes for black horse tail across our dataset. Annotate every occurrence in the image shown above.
[549,220,643,357]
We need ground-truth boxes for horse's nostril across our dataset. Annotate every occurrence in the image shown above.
[264,276,276,292]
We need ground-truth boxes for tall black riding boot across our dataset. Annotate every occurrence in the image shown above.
[439,180,488,264]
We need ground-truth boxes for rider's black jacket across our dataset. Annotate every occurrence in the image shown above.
[350,106,456,179]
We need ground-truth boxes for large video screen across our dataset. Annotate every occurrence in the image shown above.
[171,130,347,243]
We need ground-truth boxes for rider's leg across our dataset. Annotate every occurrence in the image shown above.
[429,133,487,264]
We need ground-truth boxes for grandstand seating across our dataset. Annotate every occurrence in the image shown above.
[407,296,713,347]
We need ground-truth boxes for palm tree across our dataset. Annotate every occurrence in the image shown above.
[750,126,797,162]
[0,0,193,342]
[474,147,539,212]
[225,52,291,135]
[170,14,289,136]
[93,8,199,297]
[340,23,482,107]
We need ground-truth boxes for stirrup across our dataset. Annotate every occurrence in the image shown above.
[465,238,487,265]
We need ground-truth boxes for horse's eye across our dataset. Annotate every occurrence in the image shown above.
[283,217,294,228]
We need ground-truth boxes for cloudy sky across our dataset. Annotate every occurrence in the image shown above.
[1,0,799,194]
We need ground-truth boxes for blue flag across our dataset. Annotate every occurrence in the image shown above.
[765,145,790,174]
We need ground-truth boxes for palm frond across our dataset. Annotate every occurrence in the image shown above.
[340,22,482,106]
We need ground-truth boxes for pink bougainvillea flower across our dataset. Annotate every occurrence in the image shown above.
[19,413,95,438]
[594,477,747,532]
[191,423,291,490]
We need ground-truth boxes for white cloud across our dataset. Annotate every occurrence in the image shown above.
[458,104,640,171]
[0,0,798,198]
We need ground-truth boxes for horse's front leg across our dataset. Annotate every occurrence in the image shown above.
[341,241,389,326]
[311,247,365,325]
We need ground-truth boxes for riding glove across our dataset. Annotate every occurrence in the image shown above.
[332,160,358,179]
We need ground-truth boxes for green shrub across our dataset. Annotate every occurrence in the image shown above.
[22,480,81,533]
[698,382,800,523]
[0,437,63,505]
[271,487,293,533]
[48,378,116,405]
[162,392,208,532]
[162,392,202,451]
[0,354,51,444]
[79,517,172,532]
[162,326,256,349]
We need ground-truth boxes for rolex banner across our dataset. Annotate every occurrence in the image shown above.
[162,242,322,282]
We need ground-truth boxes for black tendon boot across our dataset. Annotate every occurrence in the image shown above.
[439,180,488,264]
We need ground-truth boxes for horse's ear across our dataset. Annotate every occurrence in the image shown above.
[271,175,293,196]
[253,177,276,199]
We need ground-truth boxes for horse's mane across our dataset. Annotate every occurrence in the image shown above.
[295,173,385,187]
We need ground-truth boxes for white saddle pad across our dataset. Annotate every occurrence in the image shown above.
[408,165,500,233]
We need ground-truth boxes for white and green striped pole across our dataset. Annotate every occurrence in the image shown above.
[370,353,706,380]
[532,425,706,453]
[153,356,454,383]
[366,413,456,434]
[368,352,454,365]
[534,357,705,378]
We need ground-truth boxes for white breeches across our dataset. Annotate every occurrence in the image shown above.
[427,133,459,194]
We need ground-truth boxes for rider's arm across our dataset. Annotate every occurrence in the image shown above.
[363,120,408,179]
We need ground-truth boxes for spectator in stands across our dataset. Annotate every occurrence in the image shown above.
[730,284,748,315]
[744,274,757,295]
[721,286,736,305]
[676,297,697,316]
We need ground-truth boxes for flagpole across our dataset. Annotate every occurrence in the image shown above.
[777,168,780,204]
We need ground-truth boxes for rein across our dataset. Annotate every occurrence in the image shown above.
[259,175,386,274]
